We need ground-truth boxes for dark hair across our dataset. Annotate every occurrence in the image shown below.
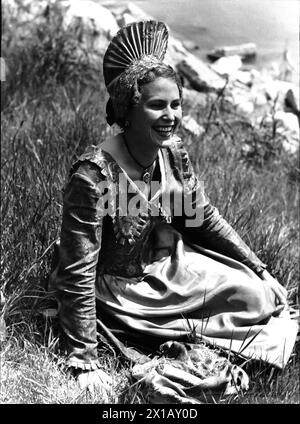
[106,64,183,128]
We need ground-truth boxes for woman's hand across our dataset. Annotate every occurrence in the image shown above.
[76,369,113,399]
[260,270,288,316]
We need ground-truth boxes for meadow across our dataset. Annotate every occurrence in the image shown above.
[1,7,299,404]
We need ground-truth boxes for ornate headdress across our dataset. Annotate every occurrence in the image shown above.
[103,20,170,126]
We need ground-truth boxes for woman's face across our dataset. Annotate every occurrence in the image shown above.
[126,77,182,149]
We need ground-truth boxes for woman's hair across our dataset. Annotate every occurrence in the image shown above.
[106,64,183,128]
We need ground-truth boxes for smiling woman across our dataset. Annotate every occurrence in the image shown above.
[49,20,298,401]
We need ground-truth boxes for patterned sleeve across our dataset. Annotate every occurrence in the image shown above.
[52,161,105,370]
[171,143,267,275]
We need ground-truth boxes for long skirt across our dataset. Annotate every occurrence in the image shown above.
[95,237,298,368]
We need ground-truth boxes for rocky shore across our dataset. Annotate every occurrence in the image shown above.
[3,0,299,154]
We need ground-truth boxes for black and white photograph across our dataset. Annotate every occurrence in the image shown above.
[1,0,299,408]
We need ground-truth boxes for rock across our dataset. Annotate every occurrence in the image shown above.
[123,2,151,20]
[62,0,119,38]
[177,53,226,93]
[207,42,257,62]
[107,1,152,27]
[262,111,299,154]
[285,89,299,113]
[52,0,121,57]
[182,115,205,138]
[234,70,253,86]
[182,40,199,52]
[210,55,242,77]
[121,12,137,26]
[264,80,296,103]
[163,35,190,67]
[182,87,209,110]
[274,111,299,154]
[236,100,255,117]
[226,81,269,122]
[284,89,300,124]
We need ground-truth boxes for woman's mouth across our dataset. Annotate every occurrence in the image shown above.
[153,126,174,138]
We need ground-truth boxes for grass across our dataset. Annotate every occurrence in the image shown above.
[1,1,299,404]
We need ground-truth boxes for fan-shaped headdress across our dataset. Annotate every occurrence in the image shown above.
[103,20,169,94]
[103,20,170,126]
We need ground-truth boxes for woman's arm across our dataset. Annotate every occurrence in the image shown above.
[52,161,104,370]
[187,202,268,275]
[171,144,267,275]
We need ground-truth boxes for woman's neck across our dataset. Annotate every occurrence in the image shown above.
[123,130,159,169]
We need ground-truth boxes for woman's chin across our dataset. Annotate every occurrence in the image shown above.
[159,134,181,147]
[153,132,180,147]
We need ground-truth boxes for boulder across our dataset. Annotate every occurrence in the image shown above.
[210,55,242,77]
[121,12,137,26]
[177,53,226,93]
[258,111,299,154]
[274,111,299,154]
[123,2,151,20]
[182,115,205,139]
[62,0,119,38]
[182,39,199,52]
[107,1,151,27]
[182,87,209,110]
[234,70,253,86]
[207,42,257,62]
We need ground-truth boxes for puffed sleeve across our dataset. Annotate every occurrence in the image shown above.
[171,144,267,275]
[51,161,104,370]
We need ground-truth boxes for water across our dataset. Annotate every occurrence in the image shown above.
[131,0,299,79]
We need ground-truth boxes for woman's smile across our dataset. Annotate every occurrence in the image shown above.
[152,125,175,139]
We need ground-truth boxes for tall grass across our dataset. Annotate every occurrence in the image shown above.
[1,2,299,404]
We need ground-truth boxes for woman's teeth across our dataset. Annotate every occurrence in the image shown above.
[154,126,173,137]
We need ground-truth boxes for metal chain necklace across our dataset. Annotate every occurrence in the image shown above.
[123,134,158,184]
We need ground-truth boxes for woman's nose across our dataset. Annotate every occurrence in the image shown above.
[162,106,175,121]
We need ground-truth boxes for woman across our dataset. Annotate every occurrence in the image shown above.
[50,20,297,392]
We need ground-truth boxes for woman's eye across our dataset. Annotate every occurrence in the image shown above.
[172,102,181,109]
[148,101,181,110]
[149,102,164,109]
